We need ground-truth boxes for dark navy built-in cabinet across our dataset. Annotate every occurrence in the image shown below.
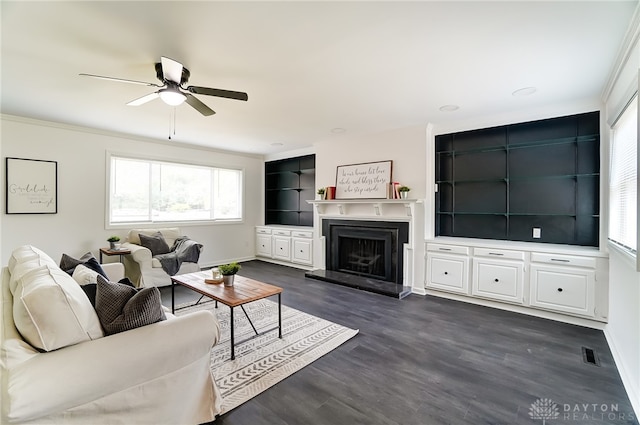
[265,154,315,227]
[435,111,600,246]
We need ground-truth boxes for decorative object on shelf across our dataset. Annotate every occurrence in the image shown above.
[5,157,58,214]
[107,236,121,250]
[335,160,392,199]
[325,186,336,200]
[205,267,224,284]
[398,186,410,199]
[316,188,325,200]
[219,262,241,287]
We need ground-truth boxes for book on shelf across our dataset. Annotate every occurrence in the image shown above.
[325,186,336,200]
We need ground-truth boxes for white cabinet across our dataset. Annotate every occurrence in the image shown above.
[472,248,524,305]
[529,254,596,317]
[426,244,470,294]
[256,226,313,269]
[256,228,272,257]
[425,239,607,323]
[291,230,313,266]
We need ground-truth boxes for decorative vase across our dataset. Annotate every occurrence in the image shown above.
[400,191,408,199]
[223,275,235,287]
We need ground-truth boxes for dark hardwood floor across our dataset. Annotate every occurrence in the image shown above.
[160,261,637,425]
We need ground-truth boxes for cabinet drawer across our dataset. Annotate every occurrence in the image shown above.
[427,244,469,255]
[426,253,469,294]
[273,229,292,236]
[472,260,523,304]
[292,239,312,265]
[530,253,596,268]
[256,227,272,235]
[474,247,525,261]
[256,234,272,257]
[529,265,595,317]
[292,231,312,238]
[273,237,291,260]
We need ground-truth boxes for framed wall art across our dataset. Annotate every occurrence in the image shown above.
[5,157,58,214]
[335,160,392,199]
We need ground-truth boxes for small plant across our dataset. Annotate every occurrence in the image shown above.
[107,236,121,242]
[317,188,325,195]
[218,262,241,275]
[398,186,410,192]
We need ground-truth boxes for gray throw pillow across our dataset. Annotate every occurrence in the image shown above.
[95,275,166,335]
[139,231,171,256]
[60,252,107,277]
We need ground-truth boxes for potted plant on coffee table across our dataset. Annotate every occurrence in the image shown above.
[218,262,241,287]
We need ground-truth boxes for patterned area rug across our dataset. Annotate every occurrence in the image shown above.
[176,298,359,414]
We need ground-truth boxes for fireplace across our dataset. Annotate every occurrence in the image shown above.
[306,219,411,298]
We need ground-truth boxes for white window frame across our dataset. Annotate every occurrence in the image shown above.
[608,92,638,267]
[106,152,244,228]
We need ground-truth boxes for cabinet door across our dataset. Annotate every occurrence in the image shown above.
[426,253,469,294]
[292,238,312,265]
[273,236,291,261]
[529,265,595,317]
[256,234,272,257]
[472,259,523,304]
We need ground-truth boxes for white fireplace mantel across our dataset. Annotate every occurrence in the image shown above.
[307,199,426,295]
[307,199,423,218]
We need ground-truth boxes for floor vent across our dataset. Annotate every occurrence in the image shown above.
[582,347,601,366]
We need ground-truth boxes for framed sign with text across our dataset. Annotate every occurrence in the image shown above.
[5,157,58,214]
[335,160,392,199]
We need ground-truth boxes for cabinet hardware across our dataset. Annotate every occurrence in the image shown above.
[489,253,504,256]
[494,278,499,282]
[444,271,448,275]
[557,288,563,292]
[439,248,451,251]
[551,258,570,263]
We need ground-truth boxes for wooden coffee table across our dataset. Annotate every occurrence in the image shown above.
[170,270,283,360]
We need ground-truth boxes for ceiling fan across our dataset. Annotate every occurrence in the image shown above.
[80,57,248,116]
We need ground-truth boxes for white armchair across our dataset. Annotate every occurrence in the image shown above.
[122,228,202,288]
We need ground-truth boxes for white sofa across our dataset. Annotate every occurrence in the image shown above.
[1,245,222,424]
[122,228,202,288]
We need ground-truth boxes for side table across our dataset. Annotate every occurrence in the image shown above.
[99,247,131,263]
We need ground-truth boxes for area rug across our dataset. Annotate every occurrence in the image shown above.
[176,298,359,414]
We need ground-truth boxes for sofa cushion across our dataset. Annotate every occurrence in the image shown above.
[13,265,104,351]
[139,232,171,256]
[95,275,166,335]
[60,252,107,278]
[8,246,58,294]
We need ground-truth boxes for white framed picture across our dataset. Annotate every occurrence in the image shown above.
[5,157,58,214]
[335,160,392,199]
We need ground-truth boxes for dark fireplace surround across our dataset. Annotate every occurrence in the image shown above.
[305,219,411,298]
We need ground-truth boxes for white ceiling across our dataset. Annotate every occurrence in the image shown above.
[1,1,637,155]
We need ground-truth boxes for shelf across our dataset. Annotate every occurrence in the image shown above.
[265,154,315,227]
[436,134,599,156]
[436,173,599,185]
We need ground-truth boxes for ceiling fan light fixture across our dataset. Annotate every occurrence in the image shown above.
[159,89,186,106]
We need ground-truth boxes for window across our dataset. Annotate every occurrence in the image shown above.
[109,155,242,224]
[609,94,638,253]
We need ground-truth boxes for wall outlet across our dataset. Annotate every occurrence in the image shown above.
[533,228,541,239]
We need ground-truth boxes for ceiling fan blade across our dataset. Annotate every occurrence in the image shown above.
[185,93,215,116]
[160,57,184,84]
[79,73,159,87]
[127,92,159,106]
[186,86,248,101]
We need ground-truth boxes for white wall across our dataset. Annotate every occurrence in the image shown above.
[602,5,640,415]
[0,115,263,267]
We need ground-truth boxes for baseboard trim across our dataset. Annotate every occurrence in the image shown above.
[604,328,640,418]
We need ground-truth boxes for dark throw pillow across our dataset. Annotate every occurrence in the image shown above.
[95,275,166,335]
[139,231,171,256]
[60,252,107,278]
[81,278,134,307]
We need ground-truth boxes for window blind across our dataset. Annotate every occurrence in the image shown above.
[609,94,638,253]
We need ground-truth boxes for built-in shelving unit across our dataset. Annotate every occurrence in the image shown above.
[265,154,315,227]
[435,111,600,246]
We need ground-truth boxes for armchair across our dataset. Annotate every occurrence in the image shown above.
[122,228,202,288]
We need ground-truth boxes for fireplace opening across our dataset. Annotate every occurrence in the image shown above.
[325,219,408,285]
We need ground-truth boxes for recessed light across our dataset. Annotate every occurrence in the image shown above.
[439,105,459,112]
[331,128,346,134]
[512,87,537,97]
